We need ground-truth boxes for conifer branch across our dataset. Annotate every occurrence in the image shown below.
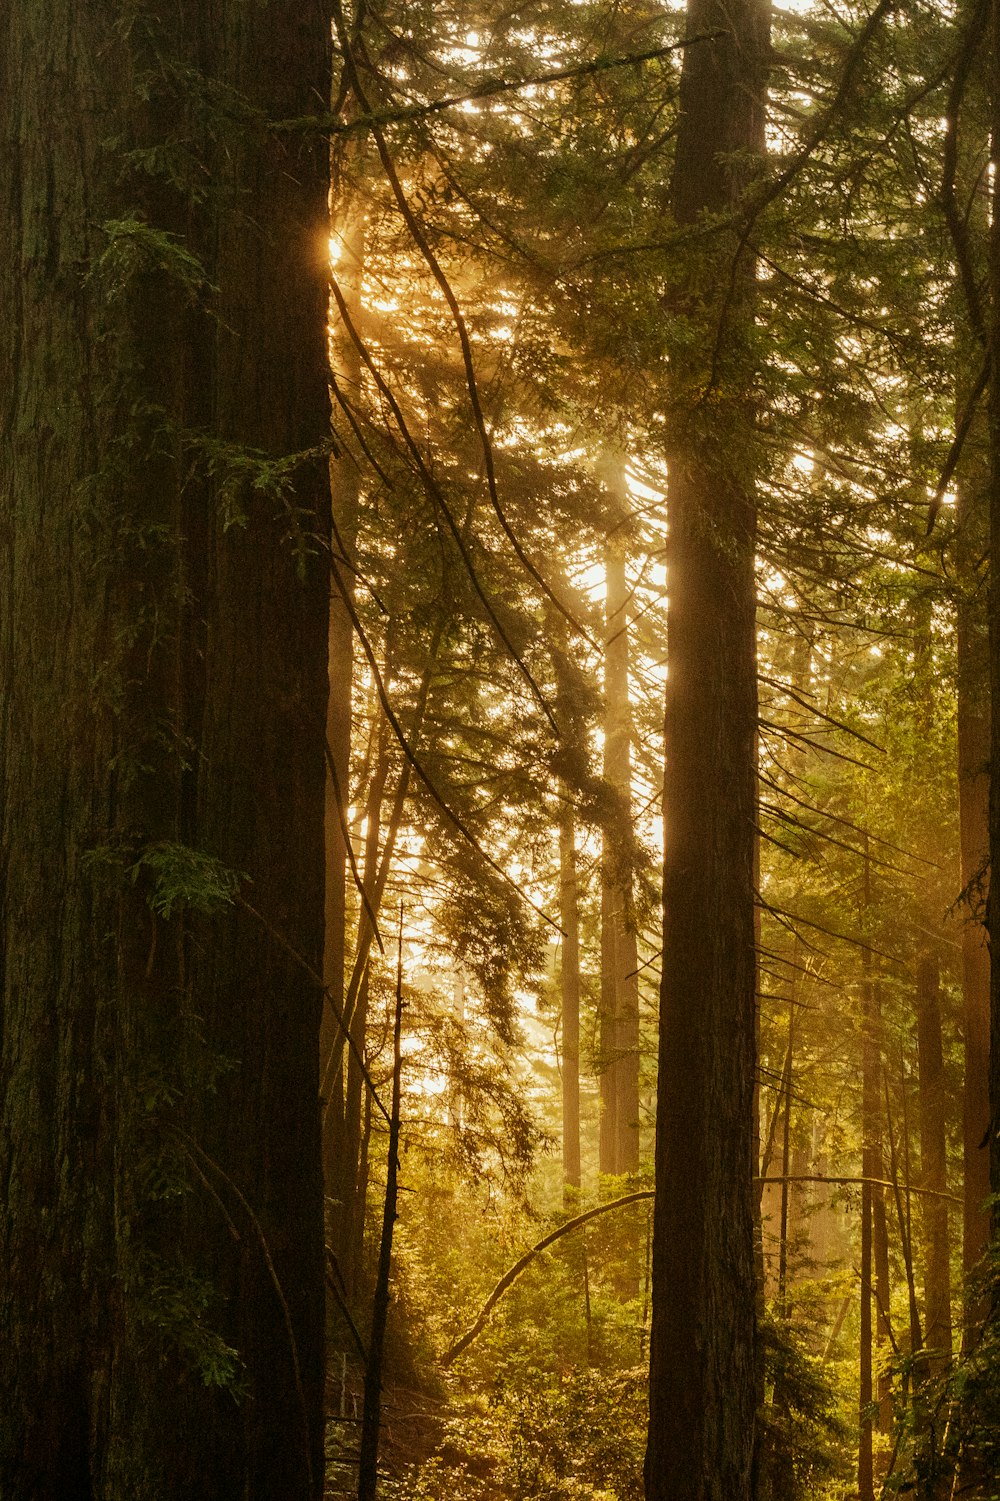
[704,0,898,398]
[329,275,560,733]
[280,35,719,137]
[331,558,565,935]
[332,0,599,657]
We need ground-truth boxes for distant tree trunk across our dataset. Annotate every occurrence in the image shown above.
[356,922,404,1501]
[0,5,330,1497]
[449,966,467,1132]
[645,0,768,1494]
[915,946,954,1366]
[323,198,366,1255]
[338,711,391,1301]
[859,1167,875,1501]
[954,469,991,1317]
[987,0,1000,1236]
[912,606,953,1368]
[777,999,796,1320]
[547,587,591,1199]
[859,855,875,1500]
[599,455,640,1177]
[560,806,583,1195]
[859,872,892,1496]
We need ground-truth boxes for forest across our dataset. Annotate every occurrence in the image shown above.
[3,0,1000,1497]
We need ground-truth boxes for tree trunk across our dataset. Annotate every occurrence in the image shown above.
[322,199,366,1255]
[988,0,1000,1239]
[560,806,583,1195]
[859,1166,875,1501]
[777,1000,796,1320]
[911,605,953,1368]
[599,456,640,1176]
[337,712,391,1302]
[954,468,991,1316]
[0,5,330,1497]
[645,0,768,1493]
[859,878,892,1494]
[356,920,404,1501]
[915,946,954,1366]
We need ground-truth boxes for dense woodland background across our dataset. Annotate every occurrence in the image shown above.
[5,0,1000,1497]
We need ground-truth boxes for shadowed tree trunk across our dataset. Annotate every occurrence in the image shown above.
[954,467,991,1319]
[0,4,331,1497]
[987,0,1000,1233]
[645,0,769,1493]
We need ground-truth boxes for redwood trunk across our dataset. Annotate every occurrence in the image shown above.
[645,0,768,1492]
[0,6,330,1496]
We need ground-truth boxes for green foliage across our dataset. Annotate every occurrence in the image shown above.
[889,1243,1000,1497]
[130,840,243,919]
[91,214,210,303]
[758,1318,852,1501]
[381,1365,646,1501]
[183,434,328,556]
[132,1250,244,1393]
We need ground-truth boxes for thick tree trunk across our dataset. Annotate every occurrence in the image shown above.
[645,0,768,1493]
[0,6,330,1497]
[599,458,640,1177]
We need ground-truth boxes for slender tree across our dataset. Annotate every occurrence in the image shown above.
[599,455,641,1177]
[0,5,330,1495]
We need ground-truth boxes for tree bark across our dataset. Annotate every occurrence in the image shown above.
[356,919,404,1501]
[0,5,331,1498]
[322,198,366,1259]
[988,0,1000,1236]
[645,0,768,1493]
[911,606,953,1369]
[560,806,583,1194]
[599,456,640,1177]
[954,469,991,1316]
[915,947,954,1366]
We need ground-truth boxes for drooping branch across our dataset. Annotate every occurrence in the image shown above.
[329,276,559,732]
[332,0,599,655]
[440,1171,960,1365]
[440,1191,654,1366]
[283,36,719,138]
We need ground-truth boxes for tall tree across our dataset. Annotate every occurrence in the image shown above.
[0,4,330,1496]
[599,454,641,1177]
[989,0,1000,1219]
[645,0,769,1495]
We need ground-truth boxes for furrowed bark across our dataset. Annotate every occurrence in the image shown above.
[645,0,769,1493]
[0,5,331,1495]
